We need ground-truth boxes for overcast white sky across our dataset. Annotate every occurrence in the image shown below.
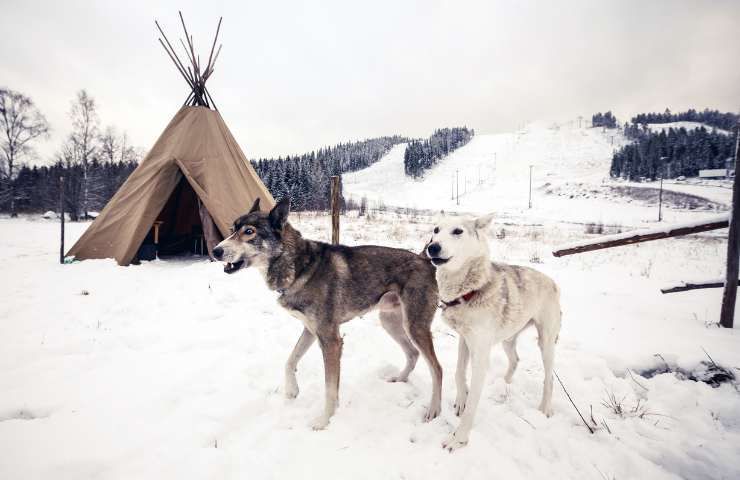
[2,0,739,162]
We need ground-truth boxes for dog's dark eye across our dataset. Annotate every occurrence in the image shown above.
[245,228,254,235]
[452,228,463,235]
[433,227,439,234]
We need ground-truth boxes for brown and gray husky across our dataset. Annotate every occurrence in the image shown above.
[213,198,443,430]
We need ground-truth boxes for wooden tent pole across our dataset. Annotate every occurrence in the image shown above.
[157,38,193,89]
[155,21,195,85]
[205,17,223,74]
[204,87,218,111]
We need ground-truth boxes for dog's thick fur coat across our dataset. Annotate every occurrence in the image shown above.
[427,214,561,451]
[214,198,443,429]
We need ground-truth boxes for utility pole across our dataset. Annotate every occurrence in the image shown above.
[456,169,459,205]
[658,157,668,222]
[720,119,740,328]
[658,176,664,222]
[528,165,533,209]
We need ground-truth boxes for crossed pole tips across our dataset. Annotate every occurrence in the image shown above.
[155,11,223,110]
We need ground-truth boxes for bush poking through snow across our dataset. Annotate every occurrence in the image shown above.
[585,221,605,234]
[637,354,736,388]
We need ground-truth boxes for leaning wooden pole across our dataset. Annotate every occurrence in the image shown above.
[552,215,729,257]
[662,280,740,294]
[719,120,740,328]
[330,176,340,244]
[59,176,65,264]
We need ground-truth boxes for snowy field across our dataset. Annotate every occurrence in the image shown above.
[1,209,739,480]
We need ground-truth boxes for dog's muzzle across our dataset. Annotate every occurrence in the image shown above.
[223,259,246,274]
[429,257,450,266]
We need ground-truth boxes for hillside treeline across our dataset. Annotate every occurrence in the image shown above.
[592,111,617,128]
[630,108,738,132]
[610,109,738,180]
[251,136,408,211]
[403,127,474,178]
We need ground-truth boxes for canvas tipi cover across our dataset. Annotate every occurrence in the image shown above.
[67,106,275,265]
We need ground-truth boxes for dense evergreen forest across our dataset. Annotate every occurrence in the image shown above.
[403,127,474,178]
[2,87,409,217]
[251,136,408,211]
[610,109,738,181]
[630,109,738,132]
[4,136,409,216]
[10,160,137,219]
[592,111,617,128]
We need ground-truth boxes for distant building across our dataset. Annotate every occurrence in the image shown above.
[699,168,733,179]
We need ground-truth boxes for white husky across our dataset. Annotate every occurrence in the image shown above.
[426,214,561,451]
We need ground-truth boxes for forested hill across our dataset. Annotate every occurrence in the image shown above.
[251,136,409,211]
[404,127,474,178]
[630,109,738,132]
[610,109,738,181]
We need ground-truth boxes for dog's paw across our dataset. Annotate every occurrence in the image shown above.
[504,371,515,384]
[310,415,331,431]
[442,432,468,452]
[423,404,441,422]
[284,377,299,399]
[538,403,554,418]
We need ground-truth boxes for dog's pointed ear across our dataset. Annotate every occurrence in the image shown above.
[474,212,494,232]
[268,197,290,230]
[248,197,261,214]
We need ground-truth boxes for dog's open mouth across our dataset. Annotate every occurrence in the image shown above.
[430,257,450,266]
[223,259,246,274]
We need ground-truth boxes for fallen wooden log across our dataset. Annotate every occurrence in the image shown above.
[553,214,729,257]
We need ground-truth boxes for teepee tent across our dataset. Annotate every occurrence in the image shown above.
[67,14,274,266]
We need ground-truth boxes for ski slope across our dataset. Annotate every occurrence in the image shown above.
[344,121,730,226]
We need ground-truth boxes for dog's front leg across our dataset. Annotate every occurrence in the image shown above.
[454,336,470,416]
[285,327,316,399]
[311,327,343,430]
[443,334,491,451]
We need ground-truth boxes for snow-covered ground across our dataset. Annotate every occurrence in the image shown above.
[344,121,730,227]
[1,212,739,480]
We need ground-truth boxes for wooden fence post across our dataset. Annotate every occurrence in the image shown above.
[720,121,740,328]
[60,176,65,264]
[330,175,340,244]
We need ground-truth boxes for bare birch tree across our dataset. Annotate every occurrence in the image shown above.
[68,90,99,219]
[0,88,50,216]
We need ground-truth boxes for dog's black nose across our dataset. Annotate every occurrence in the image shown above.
[427,242,441,257]
[213,246,224,259]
